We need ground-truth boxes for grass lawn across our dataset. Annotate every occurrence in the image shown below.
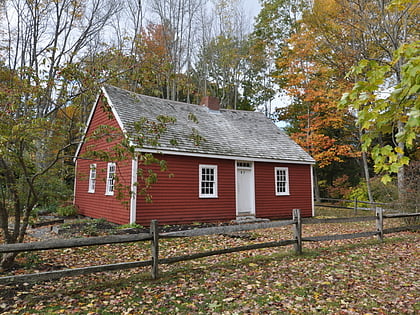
[0,208,419,314]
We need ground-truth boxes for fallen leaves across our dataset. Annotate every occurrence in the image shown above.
[0,220,419,314]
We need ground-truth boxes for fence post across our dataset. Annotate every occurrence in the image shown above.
[354,197,358,215]
[150,220,159,279]
[293,209,302,254]
[376,207,384,241]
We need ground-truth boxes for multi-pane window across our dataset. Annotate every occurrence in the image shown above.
[275,167,289,196]
[199,165,218,198]
[105,162,116,195]
[88,164,96,193]
[237,161,252,168]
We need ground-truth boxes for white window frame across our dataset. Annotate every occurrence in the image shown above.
[199,165,218,198]
[275,167,290,196]
[105,162,116,196]
[88,164,96,193]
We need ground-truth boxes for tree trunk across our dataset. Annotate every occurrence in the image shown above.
[397,122,406,198]
[313,168,320,202]
[362,151,373,202]
[0,252,18,272]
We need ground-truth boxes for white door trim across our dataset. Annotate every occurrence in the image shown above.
[129,157,138,224]
[235,161,256,217]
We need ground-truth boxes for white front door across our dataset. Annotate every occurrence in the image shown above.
[236,161,255,217]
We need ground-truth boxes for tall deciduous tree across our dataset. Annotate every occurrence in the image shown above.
[193,0,256,109]
[250,0,310,116]
[0,67,75,270]
[276,26,360,198]
[0,0,119,270]
[266,0,418,199]
[341,40,420,185]
[332,0,419,193]
[149,0,204,102]
[195,35,252,109]
[1,0,121,115]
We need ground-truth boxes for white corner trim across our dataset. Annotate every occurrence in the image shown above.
[73,161,78,205]
[129,157,138,224]
[311,165,315,217]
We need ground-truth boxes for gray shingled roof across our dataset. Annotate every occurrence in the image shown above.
[103,85,315,164]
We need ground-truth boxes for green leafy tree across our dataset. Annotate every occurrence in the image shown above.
[309,0,419,193]
[249,0,310,116]
[195,35,252,110]
[341,40,420,185]
[0,0,120,270]
[259,0,418,199]
[0,67,75,270]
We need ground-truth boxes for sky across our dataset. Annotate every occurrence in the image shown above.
[244,0,262,21]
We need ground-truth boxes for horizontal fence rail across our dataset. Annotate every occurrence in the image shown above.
[317,198,388,206]
[0,209,419,285]
[302,216,375,224]
[315,197,418,213]
[160,219,295,238]
[0,233,152,254]
[303,231,378,242]
[159,240,297,265]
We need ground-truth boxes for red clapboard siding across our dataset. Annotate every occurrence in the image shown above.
[74,98,131,224]
[74,96,314,225]
[255,162,313,219]
[136,155,236,225]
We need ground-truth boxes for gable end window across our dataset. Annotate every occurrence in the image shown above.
[199,165,218,198]
[105,162,116,195]
[88,164,96,193]
[275,167,289,196]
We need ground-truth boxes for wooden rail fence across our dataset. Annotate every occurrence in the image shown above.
[315,197,419,213]
[0,209,419,284]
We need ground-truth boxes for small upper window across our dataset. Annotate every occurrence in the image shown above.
[199,165,218,198]
[237,161,252,168]
[105,162,116,195]
[88,164,96,193]
[275,167,289,196]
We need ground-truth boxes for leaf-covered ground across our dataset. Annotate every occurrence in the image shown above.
[0,215,419,314]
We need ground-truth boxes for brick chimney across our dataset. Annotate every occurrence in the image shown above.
[200,96,220,111]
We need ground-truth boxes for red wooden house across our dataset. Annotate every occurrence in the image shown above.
[73,85,315,225]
